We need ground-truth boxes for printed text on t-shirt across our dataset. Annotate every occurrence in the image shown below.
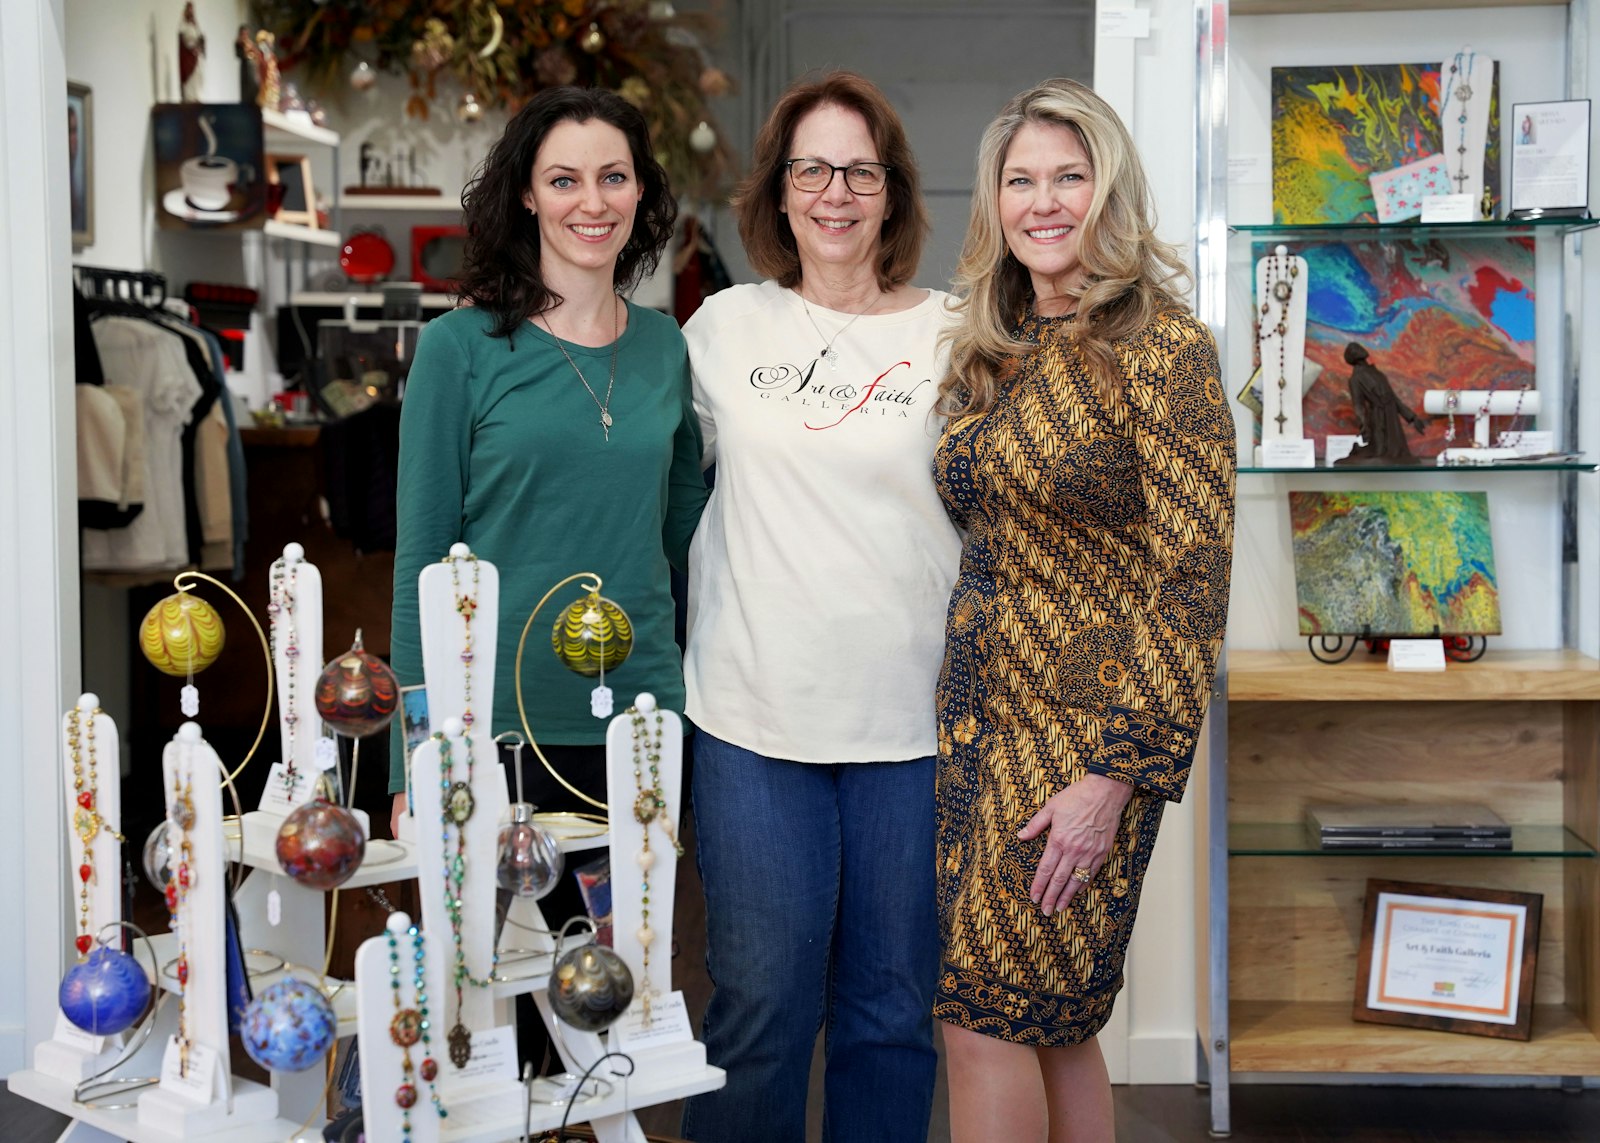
[747,358,931,430]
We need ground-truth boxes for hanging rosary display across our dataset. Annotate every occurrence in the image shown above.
[435,730,499,1068]
[387,922,447,1127]
[447,548,480,730]
[268,556,303,800]
[67,705,122,958]
[1259,248,1298,433]
[1443,50,1478,193]
[167,763,198,1077]
[628,705,683,1026]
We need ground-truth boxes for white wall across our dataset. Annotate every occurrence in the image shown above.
[0,0,76,1074]
[1225,6,1573,651]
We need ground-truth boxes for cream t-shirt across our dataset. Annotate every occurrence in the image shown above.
[683,281,962,762]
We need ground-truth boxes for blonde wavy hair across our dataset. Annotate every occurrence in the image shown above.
[938,78,1192,415]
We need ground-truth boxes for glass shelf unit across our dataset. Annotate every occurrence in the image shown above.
[1230,216,1596,241]
[1239,461,1598,474]
[1229,823,1597,858]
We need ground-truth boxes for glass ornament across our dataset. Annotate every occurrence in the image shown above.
[240,977,337,1072]
[689,121,717,154]
[456,91,483,123]
[142,821,173,890]
[579,22,606,53]
[139,592,225,676]
[495,803,563,898]
[59,945,152,1035]
[314,630,399,737]
[349,60,377,91]
[548,941,633,1032]
[551,592,633,677]
[276,798,367,891]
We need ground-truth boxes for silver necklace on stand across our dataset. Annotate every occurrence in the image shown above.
[539,295,621,441]
[1444,50,1478,193]
[799,292,877,372]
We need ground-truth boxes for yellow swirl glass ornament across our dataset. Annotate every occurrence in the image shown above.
[139,592,226,676]
[551,592,633,677]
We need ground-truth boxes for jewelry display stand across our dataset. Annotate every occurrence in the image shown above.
[138,723,279,1135]
[1254,245,1310,448]
[1439,46,1494,211]
[605,697,702,1071]
[354,915,452,1143]
[1423,388,1541,462]
[35,696,126,1083]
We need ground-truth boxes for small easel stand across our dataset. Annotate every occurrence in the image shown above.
[242,542,323,850]
[1254,245,1312,465]
[35,695,127,1082]
[1424,388,1541,463]
[1438,45,1495,217]
[138,723,279,1135]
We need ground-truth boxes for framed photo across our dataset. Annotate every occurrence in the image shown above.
[67,82,93,248]
[399,684,429,809]
[1510,100,1591,218]
[1354,878,1541,1040]
[152,103,267,231]
[266,153,317,228]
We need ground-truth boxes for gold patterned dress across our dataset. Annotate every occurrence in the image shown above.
[932,308,1235,1045]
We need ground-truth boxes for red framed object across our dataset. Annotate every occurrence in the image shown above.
[411,225,468,293]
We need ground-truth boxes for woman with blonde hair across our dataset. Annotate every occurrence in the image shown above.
[932,77,1235,1142]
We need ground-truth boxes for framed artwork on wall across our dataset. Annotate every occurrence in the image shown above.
[67,82,93,248]
[266,153,317,228]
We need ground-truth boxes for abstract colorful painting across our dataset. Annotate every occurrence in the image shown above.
[1289,490,1500,636]
[1249,237,1534,455]
[1272,62,1501,224]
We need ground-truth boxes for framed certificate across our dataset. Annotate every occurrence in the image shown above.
[1509,99,1591,218]
[1354,878,1541,1040]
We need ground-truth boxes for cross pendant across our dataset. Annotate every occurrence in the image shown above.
[1274,411,1288,430]
[821,346,838,372]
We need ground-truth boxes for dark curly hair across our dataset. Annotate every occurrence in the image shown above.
[457,87,677,340]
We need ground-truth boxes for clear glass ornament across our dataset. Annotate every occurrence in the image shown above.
[495,803,562,898]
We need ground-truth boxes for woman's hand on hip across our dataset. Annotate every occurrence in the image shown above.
[1019,773,1134,916]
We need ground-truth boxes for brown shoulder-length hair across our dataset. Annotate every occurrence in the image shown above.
[937,77,1191,415]
[733,71,930,292]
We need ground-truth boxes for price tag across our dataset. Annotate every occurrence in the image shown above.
[1097,7,1150,37]
[441,1025,519,1096]
[1420,193,1476,223]
[54,1011,106,1055]
[180,685,199,717]
[160,1036,218,1104]
[1388,639,1447,672]
[258,763,309,814]
[590,685,614,719]
[315,738,339,771]
[609,990,694,1052]
[1261,438,1316,468]
[1324,435,1362,466]
[1505,430,1555,456]
[268,889,282,927]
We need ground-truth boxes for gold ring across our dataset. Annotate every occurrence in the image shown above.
[1071,866,1093,883]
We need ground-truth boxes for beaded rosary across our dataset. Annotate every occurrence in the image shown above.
[1444,51,1478,193]
[68,706,121,958]
[435,730,499,1068]
[1495,385,1532,449]
[267,557,303,800]
[166,763,198,1077]
[628,705,683,1025]
[387,922,446,1129]
[446,549,480,730]
[1260,249,1298,432]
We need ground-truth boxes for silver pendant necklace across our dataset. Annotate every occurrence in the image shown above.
[799,291,877,372]
[539,295,621,441]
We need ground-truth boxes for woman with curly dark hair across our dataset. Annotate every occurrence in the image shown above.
[388,87,707,831]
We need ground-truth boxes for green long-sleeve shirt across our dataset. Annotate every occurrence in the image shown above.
[388,303,708,794]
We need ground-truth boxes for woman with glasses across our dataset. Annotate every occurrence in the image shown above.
[679,71,961,1142]
[933,78,1234,1141]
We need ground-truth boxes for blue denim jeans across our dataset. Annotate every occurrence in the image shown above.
[681,732,939,1143]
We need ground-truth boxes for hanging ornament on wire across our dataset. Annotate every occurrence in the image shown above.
[580,22,606,54]
[314,630,399,737]
[349,59,377,91]
[689,121,717,154]
[240,977,337,1072]
[139,592,225,676]
[551,593,633,677]
[275,794,366,890]
[456,91,484,124]
[549,939,633,1032]
[59,943,152,1036]
[496,802,563,898]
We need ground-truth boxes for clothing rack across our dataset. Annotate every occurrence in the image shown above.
[73,265,167,306]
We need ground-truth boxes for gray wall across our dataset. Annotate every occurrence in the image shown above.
[700,0,1095,291]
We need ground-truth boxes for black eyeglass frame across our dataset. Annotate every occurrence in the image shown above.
[783,158,895,196]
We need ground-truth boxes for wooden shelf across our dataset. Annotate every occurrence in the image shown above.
[261,107,339,148]
[1228,650,1600,702]
[1233,0,1563,13]
[1231,1000,1600,1074]
[263,219,342,248]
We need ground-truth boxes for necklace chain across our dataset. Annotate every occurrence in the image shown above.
[1259,250,1299,433]
[628,706,682,1027]
[799,291,878,372]
[539,296,621,441]
[68,706,112,957]
[268,559,302,800]
[446,551,480,730]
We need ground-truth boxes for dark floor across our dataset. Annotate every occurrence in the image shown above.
[8,1081,1600,1141]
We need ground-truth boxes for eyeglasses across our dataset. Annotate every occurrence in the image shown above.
[784,158,893,196]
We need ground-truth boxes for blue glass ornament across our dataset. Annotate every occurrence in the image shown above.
[240,978,336,1072]
[59,946,151,1035]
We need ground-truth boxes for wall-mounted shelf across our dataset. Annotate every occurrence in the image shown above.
[1240,461,1597,474]
[1230,216,1596,241]
[263,220,342,248]
[289,290,455,308]
[1229,823,1597,858]
[341,194,462,213]
[1232,0,1565,16]
[261,107,340,149]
